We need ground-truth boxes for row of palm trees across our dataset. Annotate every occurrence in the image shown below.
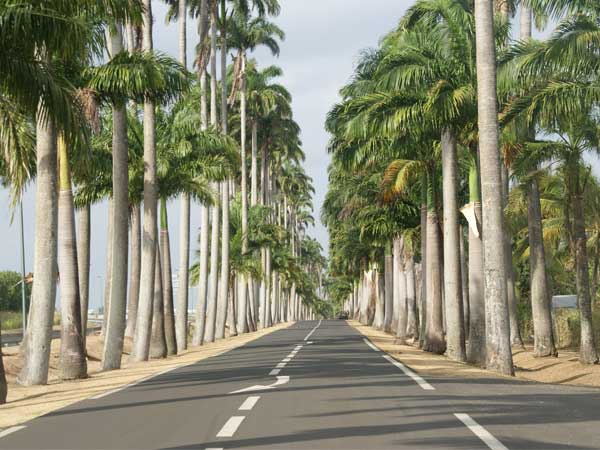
[324,0,600,375]
[0,0,325,404]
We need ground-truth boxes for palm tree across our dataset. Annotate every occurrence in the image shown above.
[57,134,87,380]
[473,0,513,375]
[227,7,284,333]
[165,0,192,353]
[13,0,143,386]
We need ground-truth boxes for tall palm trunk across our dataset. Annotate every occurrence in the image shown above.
[570,168,599,364]
[102,202,113,336]
[77,204,91,350]
[396,242,408,344]
[392,237,401,333]
[176,0,190,353]
[237,52,250,334]
[207,3,223,341]
[441,129,466,361]
[459,225,469,337]
[422,168,446,354]
[57,136,87,380]
[150,244,167,358]
[474,0,513,375]
[132,0,158,361]
[125,205,141,338]
[405,253,419,341]
[193,34,209,346]
[466,161,486,364]
[194,203,210,345]
[103,23,129,371]
[18,114,57,386]
[160,199,177,355]
[528,179,557,357]
[418,176,427,348]
[383,241,394,332]
[217,1,232,339]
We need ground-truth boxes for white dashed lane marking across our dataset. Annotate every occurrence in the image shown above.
[239,396,260,411]
[216,416,246,438]
[454,414,509,450]
[303,320,322,341]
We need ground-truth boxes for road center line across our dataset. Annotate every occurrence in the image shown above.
[269,368,281,375]
[303,319,322,341]
[239,396,260,411]
[383,355,435,390]
[287,353,296,358]
[0,426,26,439]
[276,362,287,369]
[216,416,246,438]
[363,338,380,351]
[282,357,291,362]
[454,413,509,450]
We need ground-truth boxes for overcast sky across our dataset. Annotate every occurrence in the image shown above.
[0,1,566,310]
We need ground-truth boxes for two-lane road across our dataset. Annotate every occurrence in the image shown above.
[1,320,600,449]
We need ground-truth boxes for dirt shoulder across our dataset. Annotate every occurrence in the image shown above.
[0,322,293,429]
[349,320,600,388]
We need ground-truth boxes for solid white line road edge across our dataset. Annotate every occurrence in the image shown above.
[239,396,260,411]
[454,413,509,450]
[216,416,246,438]
[363,338,380,352]
[0,426,26,439]
[382,355,435,390]
[303,319,322,341]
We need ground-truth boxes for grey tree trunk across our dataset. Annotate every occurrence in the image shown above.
[372,264,385,329]
[175,0,190,353]
[216,0,231,340]
[528,179,557,357]
[125,205,141,338]
[205,189,220,342]
[160,202,177,355]
[150,244,167,358]
[192,0,210,348]
[441,129,466,362]
[103,25,129,370]
[571,175,599,364]
[474,0,514,375]
[468,202,486,365]
[57,138,87,380]
[193,204,210,346]
[237,53,249,334]
[459,225,469,337]
[405,255,419,341]
[392,238,402,332]
[102,201,113,336]
[18,115,57,386]
[77,204,91,350]
[418,187,428,348]
[423,208,446,354]
[396,252,408,344]
[383,241,394,332]
[132,0,158,362]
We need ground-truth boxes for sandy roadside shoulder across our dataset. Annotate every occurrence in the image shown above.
[0,322,293,429]
[349,320,600,388]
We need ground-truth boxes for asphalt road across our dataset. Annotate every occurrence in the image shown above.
[1,320,600,450]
